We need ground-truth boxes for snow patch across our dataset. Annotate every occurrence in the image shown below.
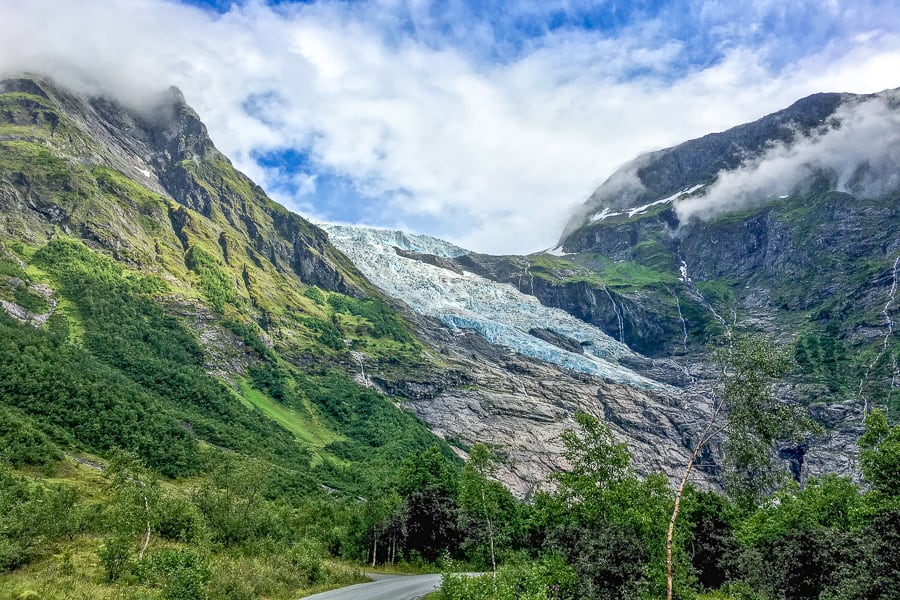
[138,168,151,178]
[590,184,704,222]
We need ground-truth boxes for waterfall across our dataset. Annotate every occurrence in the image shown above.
[858,254,900,412]
[604,286,626,343]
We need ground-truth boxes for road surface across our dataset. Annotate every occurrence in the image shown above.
[301,573,442,600]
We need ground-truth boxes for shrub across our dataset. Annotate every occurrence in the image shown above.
[98,536,132,582]
[137,548,210,600]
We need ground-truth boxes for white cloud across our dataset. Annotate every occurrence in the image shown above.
[0,0,899,253]
[675,91,900,221]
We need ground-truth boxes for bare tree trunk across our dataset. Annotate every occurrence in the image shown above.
[138,493,151,560]
[666,448,698,600]
[371,529,378,568]
[667,400,725,600]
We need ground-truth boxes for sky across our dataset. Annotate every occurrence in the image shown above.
[1,0,899,254]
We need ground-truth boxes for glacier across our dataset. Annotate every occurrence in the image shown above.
[322,224,667,390]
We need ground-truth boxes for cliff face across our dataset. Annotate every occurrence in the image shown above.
[0,76,364,297]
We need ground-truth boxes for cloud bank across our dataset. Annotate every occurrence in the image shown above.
[1,0,899,253]
[675,91,900,221]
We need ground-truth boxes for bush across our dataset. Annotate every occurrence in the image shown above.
[137,548,210,600]
[0,465,81,572]
[288,538,325,585]
[440,555,577,600]
[153,494,205,543]
[98,536,132,582]
[0,405,62,467]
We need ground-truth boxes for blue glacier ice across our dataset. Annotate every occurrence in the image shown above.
[322,224,665,390]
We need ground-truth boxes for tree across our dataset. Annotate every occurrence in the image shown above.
[554,411,631,517]
[460,444,505,579]
[665,334,816,600]
[858,409,900,496]
[395,446,462,562]
[551,412,671,599]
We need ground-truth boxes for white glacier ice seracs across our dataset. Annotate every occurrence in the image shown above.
[322,224,666,390]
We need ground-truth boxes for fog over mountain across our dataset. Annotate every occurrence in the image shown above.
[676,91,900,221]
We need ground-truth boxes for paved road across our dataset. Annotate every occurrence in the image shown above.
[301,573,442,600]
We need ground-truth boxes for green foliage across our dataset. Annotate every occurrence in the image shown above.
[549,520,649,599]
[858,409,900,496]
[0,308,198,476]
[553,412,632,513]
[737,476,865,547]
[0,257,27,279]
[301,316,345,350]
[27,238,311,474]
[546,412,685,598]
[0,465,81,572]
[529,253,678,290]
[739,528,849,600]
[189,456,284,547]
[0,405,62,467]
[97,536,132,582]
[136,548,211,600]
[303,286,326,304]
[440,554,577,600]
[93,166,165,211]
[0,141,71,186]
[794,323,852,393]
[224,318,274,359]
[459,445,517,571]
[11,286,49,313]
[716,334,818,507]
[186,244,237,312]
[392,446,464,562]
[306,370,450,468]
[681,488,741,590]
[328,293,413,343]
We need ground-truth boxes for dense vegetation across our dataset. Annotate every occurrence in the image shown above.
[0,237,461,598]
[435,411,900,600]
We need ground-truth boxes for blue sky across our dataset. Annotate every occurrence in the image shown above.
[2,0,899,252]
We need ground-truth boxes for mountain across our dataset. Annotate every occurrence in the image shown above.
[0,74,460,495]
[554,87,900,421]
[3,72,898,600]
[2,74,896,504]
[320,89,900,489]
[0,74,732,498]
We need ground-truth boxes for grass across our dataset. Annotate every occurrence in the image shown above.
[235,378,344,466]
[0,537,369,600]
[530,251,678,290]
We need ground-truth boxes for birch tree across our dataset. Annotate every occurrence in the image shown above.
[665,334,815,600]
